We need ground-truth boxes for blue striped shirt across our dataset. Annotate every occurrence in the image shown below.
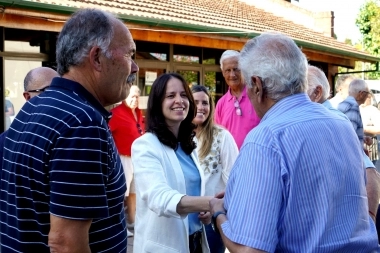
[222,93,379,252]
[0,77,127,253]
[323,100,375,171]
[338,96,364,145]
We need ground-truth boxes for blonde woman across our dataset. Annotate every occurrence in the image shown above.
[191,85,238,253]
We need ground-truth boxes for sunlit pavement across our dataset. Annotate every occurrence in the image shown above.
[127,229,134,253]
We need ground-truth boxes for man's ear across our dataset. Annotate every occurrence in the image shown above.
[89,46,102,72]
[251,76,264,101]
[23,92,31,101]
[314,85,323,102]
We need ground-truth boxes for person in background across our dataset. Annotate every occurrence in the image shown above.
[191,85,238,253]
[307,65,380,224]
[109,82,144,237]
[338,79,371,148]
[132,73,211,253]
[209,32,379,252]
[329,74,354,108]
[214,50,260,149]
[0,66,59,160]
[360,93,380,167]
[1,8,138,252]
[4,89,14,130]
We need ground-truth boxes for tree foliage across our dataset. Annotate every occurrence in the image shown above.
[356,0,380,79]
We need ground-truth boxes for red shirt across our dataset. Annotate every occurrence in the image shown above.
[109,102,145,156]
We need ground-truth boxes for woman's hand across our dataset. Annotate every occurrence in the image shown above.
[198,212,211,225]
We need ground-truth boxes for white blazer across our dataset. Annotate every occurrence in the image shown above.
[131,133,210,253]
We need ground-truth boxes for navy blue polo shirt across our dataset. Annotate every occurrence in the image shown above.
[0,77,127,252]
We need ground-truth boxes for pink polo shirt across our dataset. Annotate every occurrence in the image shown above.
[214,86,260,149]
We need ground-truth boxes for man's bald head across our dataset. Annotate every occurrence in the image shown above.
[23,67,59,100]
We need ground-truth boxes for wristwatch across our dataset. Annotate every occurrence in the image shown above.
[211,211,226,234]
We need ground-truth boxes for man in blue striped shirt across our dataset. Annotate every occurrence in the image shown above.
[0,9,138,253]
[307,65,380,222]
[210,33,379,252]
[338,78,370,147]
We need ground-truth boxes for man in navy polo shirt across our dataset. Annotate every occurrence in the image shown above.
[0,8,138,252]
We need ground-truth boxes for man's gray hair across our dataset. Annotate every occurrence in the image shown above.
[56,9,116,75]
[335,74,354,92]
[220,50,240,70]
[239,32,308,102]
[349,79,368,96]
[23,69,35,91]
[307,65,330,101]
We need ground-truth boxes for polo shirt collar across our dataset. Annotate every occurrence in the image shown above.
[227,86,247,101]
[50,77,112,122]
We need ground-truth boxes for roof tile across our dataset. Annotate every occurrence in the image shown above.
[29,0,373,58]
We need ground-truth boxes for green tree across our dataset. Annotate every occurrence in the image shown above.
[356,0,380,79]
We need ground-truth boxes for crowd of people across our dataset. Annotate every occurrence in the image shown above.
[1,7,380,253]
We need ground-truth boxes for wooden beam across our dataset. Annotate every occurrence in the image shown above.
[303,49,356,68]
[130,29,246,51]
[0,13,64,32]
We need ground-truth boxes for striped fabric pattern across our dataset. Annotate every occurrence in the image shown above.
[338,96,364,145]
[222,93,379,253]
[0,78,127,253]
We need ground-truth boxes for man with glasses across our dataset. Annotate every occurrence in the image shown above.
[0,66,59,159]
[214,50,260,149]
[338,79,371,147]
[209,32,379,252]
[109,83,144,238]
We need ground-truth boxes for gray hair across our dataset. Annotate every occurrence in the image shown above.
[239,32,308,101]
[24,69,35,91]
[56,9,116,75]
[349,79,368,96]
[129,85,141,95]
[220,50,240,70]
[307,65,330,101]
[335,74,354,92]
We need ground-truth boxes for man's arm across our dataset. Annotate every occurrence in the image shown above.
[48,214,92,253]
[366,168,380,220]
[364,126,380,136]
[210,198,267,253]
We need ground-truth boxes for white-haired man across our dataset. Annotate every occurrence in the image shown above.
[329,74,354,108]
[209,33,379,252]
[214,50,260,149]
[307,65,380,222]
[338,79,371,146]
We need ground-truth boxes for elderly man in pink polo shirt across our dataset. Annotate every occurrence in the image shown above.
[214,50,260,149]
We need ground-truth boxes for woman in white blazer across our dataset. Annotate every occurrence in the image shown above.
[132,73,211,253]
[191,85,238,253]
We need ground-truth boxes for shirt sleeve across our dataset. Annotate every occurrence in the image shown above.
[222,142,283,252]
[214,100,222,125]
[49,120,110,220]
[132,136,186,218]
[219,129,239,185]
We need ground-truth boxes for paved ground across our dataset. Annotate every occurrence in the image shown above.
[126,229,231,253]
[127,229,134,253]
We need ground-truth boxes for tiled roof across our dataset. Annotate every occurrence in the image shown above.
[26,0,376,60]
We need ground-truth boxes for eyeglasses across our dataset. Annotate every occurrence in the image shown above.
[27,86,50,93]
[234,99,242,116]
[361,90,370,95]
[136,123,144,135]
